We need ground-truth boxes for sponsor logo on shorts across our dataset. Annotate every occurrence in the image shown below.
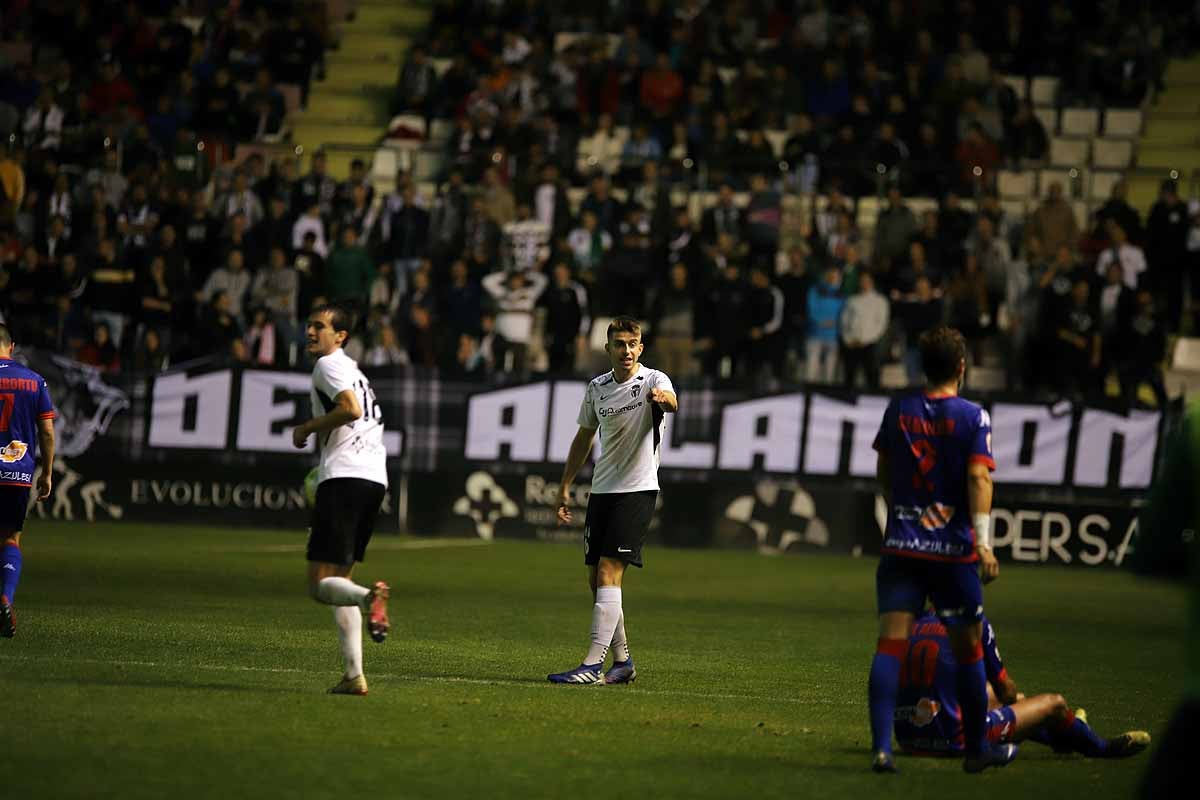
[0,441,28,463]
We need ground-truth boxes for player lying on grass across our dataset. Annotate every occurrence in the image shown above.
[895,610,1150,759]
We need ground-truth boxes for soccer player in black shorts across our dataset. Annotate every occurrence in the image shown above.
[292,304,391,695]
[549,317,677,685]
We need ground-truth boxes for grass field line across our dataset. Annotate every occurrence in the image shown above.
[227,538,492,553]
[0,652,829,706]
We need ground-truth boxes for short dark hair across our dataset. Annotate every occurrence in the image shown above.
[0,322,11,349]
[607,316,641,342]
[311,303,355,335]
[918,326,967,386]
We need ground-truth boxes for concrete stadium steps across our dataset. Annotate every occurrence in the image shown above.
[1156,86,1200,114]
[1136,144,1200,172]
[1164,57,1200,85]
[1142,114,1200,147]
[317,61,399,92]
[289,1,429,175]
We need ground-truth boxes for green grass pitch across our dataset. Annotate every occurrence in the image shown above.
[0,522,1186,799]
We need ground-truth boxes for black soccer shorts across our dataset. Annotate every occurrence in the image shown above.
[583,490,657,568]
[307,477,387,566]
[0,486,31,535]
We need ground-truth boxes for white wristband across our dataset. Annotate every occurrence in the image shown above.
[973,513,992,550]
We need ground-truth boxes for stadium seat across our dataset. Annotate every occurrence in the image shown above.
[856,196,881,229]
[1070,200,1088,230]
[966,366,1006,391]
[1092,138,1134,169]
[1037,168,1078,196]
[553,32,585,52]
[1000,199,1028,219]
[1002,74,1028,101]
[430,58,452,78]
[997,170,1035,200]
[880,363,907,389]
[1060,108,1100,137]
[1172,337,1200,371]
[429,119,455,142]
[1030,75,1060,106]
[764,129,787,158]
[907,197,938,217]
[1033,106,1058,136]
[372,148,398,191]
[1089,170,1124,202]
[1104,108,1143,137]
[1049,137,1090,167]
[589,316,615,352]
[717,66,738,87]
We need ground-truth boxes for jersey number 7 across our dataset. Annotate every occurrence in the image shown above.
[0,393,13,433]
[910,439,937,491]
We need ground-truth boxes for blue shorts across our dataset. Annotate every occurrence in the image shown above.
[899,706,1017,754]
[876,555,984,625]
[0,486,31,534]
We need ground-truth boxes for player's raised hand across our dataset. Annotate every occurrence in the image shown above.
[978,546,1000,584]
[650,387,671,406]
[292,425,310,449]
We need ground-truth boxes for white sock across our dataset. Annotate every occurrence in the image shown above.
[333,605,363,679]
[610,611,630,663]
[316,577,371,609]
[584,586,622,666]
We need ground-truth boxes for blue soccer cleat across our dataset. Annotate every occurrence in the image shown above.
[871,751,897,773]
[547,663,603,685]
[964,744,1018,773]
[602,659,637,685]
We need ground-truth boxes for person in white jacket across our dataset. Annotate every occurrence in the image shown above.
[840,271,890,389]
[482,268,549,376]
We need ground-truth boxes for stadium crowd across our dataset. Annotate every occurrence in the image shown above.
[1,0,1197,408]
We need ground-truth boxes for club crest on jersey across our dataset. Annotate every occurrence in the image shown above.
[630,384,641,399]
[0,440,28,463]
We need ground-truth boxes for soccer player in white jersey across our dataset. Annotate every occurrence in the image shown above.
[291,304,391,696]
[549,317,677,685]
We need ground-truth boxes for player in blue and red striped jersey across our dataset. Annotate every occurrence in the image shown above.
[0,323,56,638]
[896,610,1150,759]
[867,326,1010,774]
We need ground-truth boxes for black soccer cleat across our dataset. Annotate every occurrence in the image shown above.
[0,595,14,638]
[1104,731,1151,758]
[871,750,897,773]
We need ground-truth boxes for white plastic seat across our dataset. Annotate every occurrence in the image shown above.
[1049,137,1090,167]
[997,170,1035,200]
[1104,109,1143,137]
[1060,108,1100,137]
[1030,76,1060,106]
[1092,138,1134,169]
[1089,170,1124,202]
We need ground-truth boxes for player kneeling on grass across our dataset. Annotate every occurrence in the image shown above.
[550,317,676,685]
[896,611,1150,760]
[292,304,391,696]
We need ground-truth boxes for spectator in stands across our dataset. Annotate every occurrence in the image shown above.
[381,184,430,295]
[969,215,1015,313]
[1146,180,1191,330]
[1093,179,1142,245]
[696,262,751,378]
[530,162,572,242]
[579,173,621,236]
[1095,220,1147,290]
[481,267,548,377]
[200,248,251,324]
[132,327,168,372]
[87,237,136,348]
[243,68,286,141]
[250,245,299,342]
[873,187,917,273]
[1052,278,1103,401]
[649,262,699,379]
[640,52,684,125]
[137,254,179,344]
[395,45,437,120]
[744,173,781,267]
[326,226,376,306]
[806,264,844,384]
[1004,101,1048,165]
[480,165,516,226]
[946,252,993,363]
[840,271,889,389]
[218,171,264,229]
[539,262,590,375]
[702,183,744,247]
[897,275,950,383]
[463,194,502,274]
[292,201,328,258]
[77,321,120,373]
[1113,289,1168,409]
[567,209,612,286]
[954,122,1000,194]
[1025,182,1079,258]
[620,124,663,182]
[746,264,786,380]
[365,323,410,368]
[293,151,337,218]
[439,259,484,346]
[399,269,438,368]
[577,113,624,177]
[243,307,279,366]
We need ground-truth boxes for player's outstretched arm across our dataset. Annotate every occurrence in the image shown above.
[557,426,596,524]
[36,417,55,501]
[967,461,999,583]
[649,387,677,412]
[292,389,364,448]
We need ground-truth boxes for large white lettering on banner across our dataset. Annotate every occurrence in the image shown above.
[150,369,403,455]
[149,371,233,449]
